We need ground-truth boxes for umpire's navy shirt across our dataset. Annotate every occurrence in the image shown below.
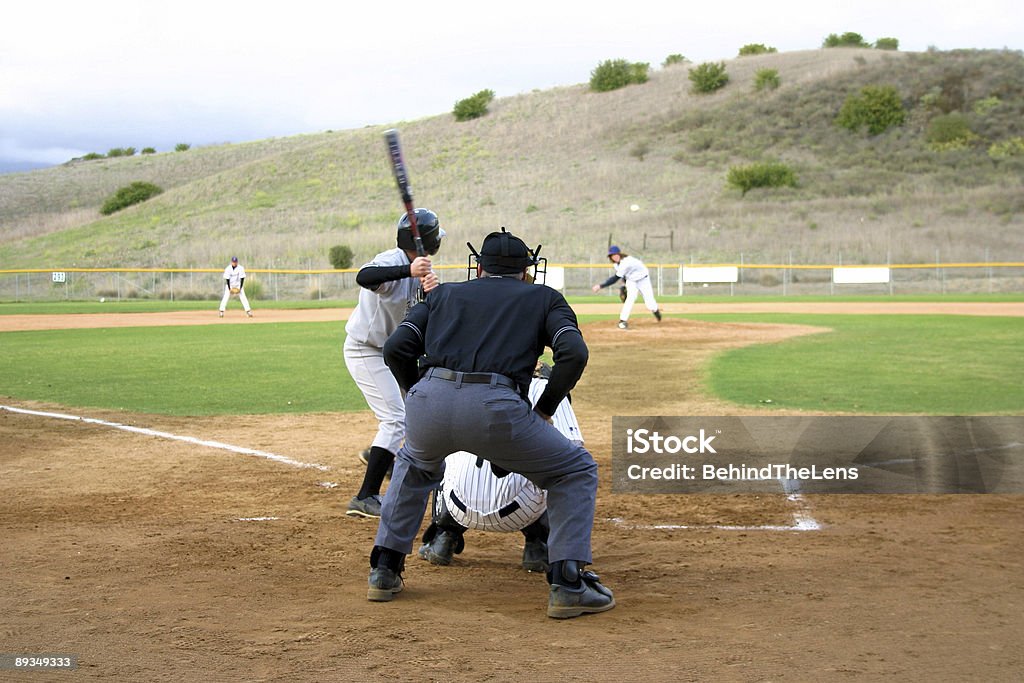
[383,275,588,417]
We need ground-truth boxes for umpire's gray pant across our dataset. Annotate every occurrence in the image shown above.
[374,371,598,565]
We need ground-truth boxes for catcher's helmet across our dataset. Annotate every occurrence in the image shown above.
[397,208,445,255]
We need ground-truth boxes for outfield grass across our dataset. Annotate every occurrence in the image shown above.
[691,314,1024,415]
[0,322,363,415]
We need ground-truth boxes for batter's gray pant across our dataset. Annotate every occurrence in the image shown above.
[374,371,598,564]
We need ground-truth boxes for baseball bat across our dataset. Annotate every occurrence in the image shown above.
[384,129,426,257]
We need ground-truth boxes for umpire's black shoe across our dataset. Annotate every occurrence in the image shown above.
[522,538,549,572]
[418,530,458,566]
[367,567,404,602]
[547,562,615,619]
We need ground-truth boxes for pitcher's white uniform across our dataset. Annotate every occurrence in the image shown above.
[614,255,658,321]
[219,260,252,314]
[344,248,419,455]
[437,377,583,533]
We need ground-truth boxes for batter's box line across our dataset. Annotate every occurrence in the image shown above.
[606,494,822,532]
[1,404,330,471]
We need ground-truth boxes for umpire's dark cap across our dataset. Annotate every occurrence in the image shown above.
[478,229,535,274]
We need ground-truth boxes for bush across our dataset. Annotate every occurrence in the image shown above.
[453,89,496,122]
[874,37,899,50]
[629,141,650,161]
[141,147,156,155]
[174,143,190,152]
[823,32,870,48]
[81,152,105,161]
[836,85,905,135]
[663,54,686,67]
[590,59,650,92]
[738,43,777,56]
[988,137,1024,159]
[926,112,974,148]
[99,181,164,215]
[754,68,781,91]
[726,161,797,196]
[107,147,134,158]
[688,61,729,94]
[328,244,354,269]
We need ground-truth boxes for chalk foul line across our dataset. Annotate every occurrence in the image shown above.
[1,405,329,471]
[607,494,821,532]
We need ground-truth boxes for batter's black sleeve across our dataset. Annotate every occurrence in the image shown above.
[383,303,428,392]
[357,264,412,291]
[598,274,621,289]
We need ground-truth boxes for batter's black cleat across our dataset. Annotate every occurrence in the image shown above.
[522,538,549,572]
[346,494,382,518]
[367,567,404,601]
[418,530,458,566]
[653,309,662,322]
[547,561,615,619]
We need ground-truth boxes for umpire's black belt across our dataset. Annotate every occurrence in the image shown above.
[426,367,516,390]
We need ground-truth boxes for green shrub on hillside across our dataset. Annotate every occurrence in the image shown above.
[100,181,163,215]
[726,161,797,196]
[738,43,777,56]
[328,244,354,269]
[836,85,906,135]
[453,89,496,121]
[926,113,976,150]
[823,32,870,48]
[875,37,900,50]
[663,54,686,67]
[80,152,105,161]
[107,147,136,158]
[141,147,157,155]
[754,68,781,91]
[689,61,729,94]
[175,143,190,152]
[987,137,1024,159]
[590,59,650,92]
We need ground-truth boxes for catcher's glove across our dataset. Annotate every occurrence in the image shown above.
[230,287,240,294]
[618,285,627,303]
[533,360,553,379]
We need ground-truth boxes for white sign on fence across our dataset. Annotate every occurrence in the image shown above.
[543,266,565,291]
[832,267,891,284]
[682,266,739,283]
[51,272,66,283]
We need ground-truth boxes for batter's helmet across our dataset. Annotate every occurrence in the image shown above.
[397,208,445,255]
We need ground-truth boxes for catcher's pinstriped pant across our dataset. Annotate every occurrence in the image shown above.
[343,337,406,454]
[375,371,598,564]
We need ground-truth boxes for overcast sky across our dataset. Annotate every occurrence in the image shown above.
[1,0,1020,172]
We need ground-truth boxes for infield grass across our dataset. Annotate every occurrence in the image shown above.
[689,313,1024,415]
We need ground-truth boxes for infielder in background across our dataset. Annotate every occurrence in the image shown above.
[369,228,614,619]
[219,256,253,317]
[591,245,661,329]
[418,362,583,572]
[343,209,445,519]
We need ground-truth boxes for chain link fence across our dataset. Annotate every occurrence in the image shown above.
[2,262,1023,303]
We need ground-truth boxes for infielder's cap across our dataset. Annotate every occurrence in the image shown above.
[479,228,535,275]
[607,245,622,256]
[231,256,238,263]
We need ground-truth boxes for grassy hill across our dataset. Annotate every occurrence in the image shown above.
[1,47,1022,271]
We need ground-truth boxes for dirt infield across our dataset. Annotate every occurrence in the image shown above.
[2,306,1022,681]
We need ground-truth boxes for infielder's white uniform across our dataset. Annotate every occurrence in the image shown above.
[344,248,419,455]
[614,255,658,321]
[219,263,252,314]
[436,377,583,533]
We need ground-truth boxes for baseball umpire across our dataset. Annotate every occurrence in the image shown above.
[368,228,614,619]
[418,363,583,572]
[343,209,444,518]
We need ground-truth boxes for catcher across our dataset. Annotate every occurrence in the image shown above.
[417,363,583,572]
[219,256,254,318]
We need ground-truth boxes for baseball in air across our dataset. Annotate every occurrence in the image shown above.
[630,204,640,212]
[99,297,105,302]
